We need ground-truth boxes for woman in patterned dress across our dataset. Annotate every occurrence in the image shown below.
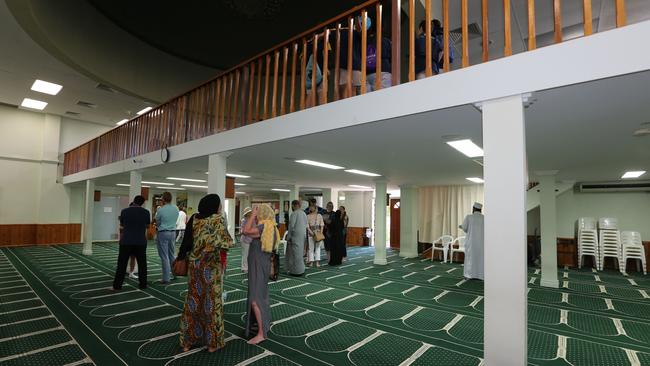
[177,194,233,353]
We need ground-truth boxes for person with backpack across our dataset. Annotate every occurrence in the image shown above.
[415,19,454,79]
[366,23,392,92]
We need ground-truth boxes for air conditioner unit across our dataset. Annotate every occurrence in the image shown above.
[578,181,650,193]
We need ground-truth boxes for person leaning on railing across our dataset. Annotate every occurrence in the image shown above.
[415,19,454,79]
[366,17,392,92]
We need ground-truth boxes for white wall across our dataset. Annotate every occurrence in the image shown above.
[339,191,373,228]
[0,105,110,224]
[527,189,650,240]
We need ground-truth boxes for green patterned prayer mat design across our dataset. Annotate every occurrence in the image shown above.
[2,242,649,365]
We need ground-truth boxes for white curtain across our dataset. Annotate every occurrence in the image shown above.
[418,185,484,243]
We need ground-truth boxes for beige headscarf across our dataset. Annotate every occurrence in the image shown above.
[257,204,280,253]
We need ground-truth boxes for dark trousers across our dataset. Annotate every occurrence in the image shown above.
[113,244,148,289]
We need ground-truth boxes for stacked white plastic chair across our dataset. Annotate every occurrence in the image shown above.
[431,235,454,263]
[620,231,647,275]
[577,217,599,269]
[598,217,621,271]
[277,231,288,256]
[450,236,466,263]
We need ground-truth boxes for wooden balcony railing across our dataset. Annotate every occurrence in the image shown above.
[64,0,632,176]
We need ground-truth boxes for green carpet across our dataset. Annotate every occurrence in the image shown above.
[1,242,649,365]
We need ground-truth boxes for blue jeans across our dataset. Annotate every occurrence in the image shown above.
[156,231,176,282]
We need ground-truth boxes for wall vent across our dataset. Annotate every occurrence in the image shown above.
[0,101,18,109]
[76,101,97,109]
[579,181,650,193]
[449,22,482,45]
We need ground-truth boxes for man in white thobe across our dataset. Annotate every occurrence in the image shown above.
[459,202,484,280]
[286,200,307,276]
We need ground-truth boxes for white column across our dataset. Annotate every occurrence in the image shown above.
[82,179,95,256]
[399,185,419,258]
[373,179,388,265]
[129,171,142,201]
[208,153,229,199]
[289,185,300,208]
[482,94,527,366]
[538,172,559,288]
[225,199,236,238]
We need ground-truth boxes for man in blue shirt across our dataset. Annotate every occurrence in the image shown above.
[113,195,150,290]
[154,192,179,284]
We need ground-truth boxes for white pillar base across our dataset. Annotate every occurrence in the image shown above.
[82,248,93,256]
[540,278,559,288]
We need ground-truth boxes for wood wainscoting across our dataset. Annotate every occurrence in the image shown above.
[0,224,82,246]
[346,227,369,246]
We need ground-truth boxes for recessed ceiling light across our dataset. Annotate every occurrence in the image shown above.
[205,172,252,178]
[345,169,381,177]
[621,171,646,179]
[348,184,372,189]
[466,177,485,183]
[137,106,152,115]
[116,119,129,126]
[116,183,150,188]
[142,181,174,186]
[31,80,62,95]
[447,139,484,158]
[296,159,344,170]
[158,186,185,190]
[234,183,246,186]
[181,184,208,189]
[21,98,47,110]
[166,177,206,183]
[271,188,291,192]
[235,191,246,194]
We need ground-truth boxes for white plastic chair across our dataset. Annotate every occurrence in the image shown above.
[578,229,599,269]
[598,217,618,231]
[578,217,597,230]
[277,231,288,256]
[431,235,454,263]
[450,236,466,263]
[598,229,621,271]
[620,231,647,275]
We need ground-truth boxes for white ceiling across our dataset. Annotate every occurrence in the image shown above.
[89,70,650,196]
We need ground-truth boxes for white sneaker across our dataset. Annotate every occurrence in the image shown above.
[129,273,138,279]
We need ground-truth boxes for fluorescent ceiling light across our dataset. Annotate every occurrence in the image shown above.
[116,184,149,187]
[234,183,246,186]
[181,184,208,189]
[137,106,153,115]
[166,177,206,183]
[157,186,185,190]
[621,171,646,179]
[116,119,129,126]
[446,139,484,158]
[272,188,291,192]
[226,173,251,178]
[348,185,372,189]
[466,177,485,183]
[21,98,47,110]
[345,169,381,177]
[31,79,62,95]
[295,159,344,170]
[142,181,174,186]
[235,191,246,194]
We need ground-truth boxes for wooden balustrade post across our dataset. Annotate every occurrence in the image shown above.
[461,0,469,68]
[554,0,562,43]
[255,59,262,121]
[347,17,353,97]
[583,0,593,36]
[272,50,280,118]
[310,34,318,106]
[408,0,415,81]
[425,0,432,77]
[263,54,271,119]
[289,43,298,113]
[321,27,330,105]
[391,0,401,86]
[233,70,241,127]
[375,4,382,90]
[361,10,367,95]
[615,0,626,27]
[300,38,307,110]
[247,63,255,123]
[280,47,289,116]
[528,0,536,50]
[503,0,512,56]
[482,0,489,62]
[334,24,341,101]
[443,0,450,71]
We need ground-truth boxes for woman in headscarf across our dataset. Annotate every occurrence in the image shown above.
[328,210,345,266]
[242,204,280,345]
[177,194,233,353]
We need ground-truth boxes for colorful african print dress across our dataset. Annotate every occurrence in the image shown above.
[180,214,233,350]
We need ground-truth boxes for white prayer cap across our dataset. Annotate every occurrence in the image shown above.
[473,202,483,210]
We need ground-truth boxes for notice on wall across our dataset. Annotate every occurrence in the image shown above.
[104,207,113,213]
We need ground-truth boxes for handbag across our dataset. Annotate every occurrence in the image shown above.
[269,251,279,281]
[314,230,325,242]
[172,258,188,276]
